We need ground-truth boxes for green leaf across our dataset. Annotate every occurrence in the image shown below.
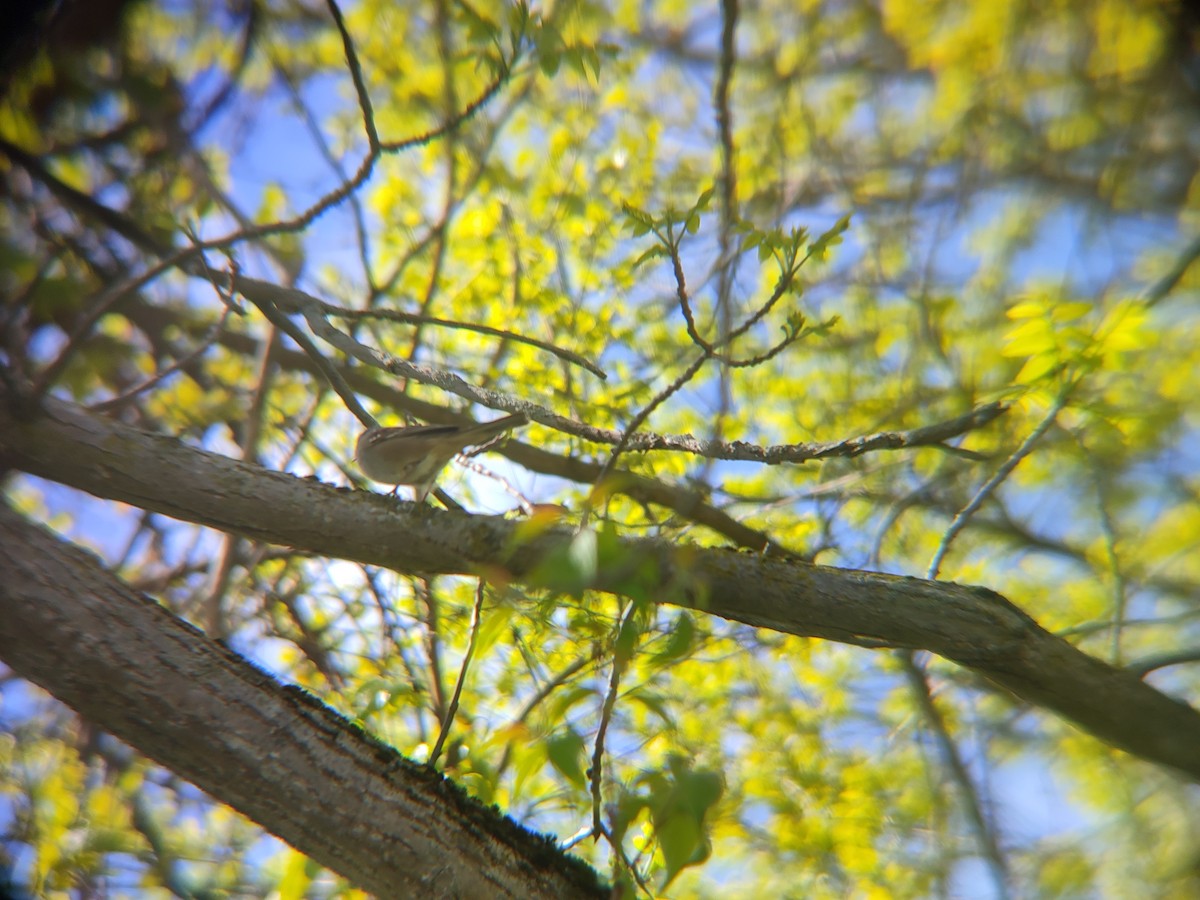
[657,815,710,887]
[568,528,598,584]
[632,244,669,268]
[630,691,674,727]
[547,729,588,789]
[1003,317,1056,357]
[548,685,597,722]
[536,23,565,76]
[614,604,643,667]
[652,612,695,663]
[646,756,724,888]
[458,4,500,44]
[523,526,598,596]
[809,212,853,259]
[621,201,656,236]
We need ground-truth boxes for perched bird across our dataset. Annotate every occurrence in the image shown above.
[355,413,528,501]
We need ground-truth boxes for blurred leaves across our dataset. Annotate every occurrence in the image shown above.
[2,0,1199,896]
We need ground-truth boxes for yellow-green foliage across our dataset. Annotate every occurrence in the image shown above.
[3,0,1198,896]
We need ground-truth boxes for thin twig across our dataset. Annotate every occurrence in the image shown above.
[1125,648,1200,677]
[1145,232,1200,308]
[324,0,379,151]
[428,580,488,769]
[928,389,1070,580]
[590,601,637,837]
[594,351,708,489]
[90,309,233,413]
[714,0,740,338]
[899,654,1012,898]
[495,654,596,779]
[333,306,606,379]
[244,288,378,427]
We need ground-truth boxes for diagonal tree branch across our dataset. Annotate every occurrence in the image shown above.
[0,502,606,899]
[2,393,1199,783]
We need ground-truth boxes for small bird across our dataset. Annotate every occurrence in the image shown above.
[355,413,529,502]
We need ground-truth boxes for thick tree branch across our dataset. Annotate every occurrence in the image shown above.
[0,502,606,899]
[2,395,1199,783]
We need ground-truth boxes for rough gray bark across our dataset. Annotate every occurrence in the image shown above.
[2,393,1199,789]
[0,503,607,899]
